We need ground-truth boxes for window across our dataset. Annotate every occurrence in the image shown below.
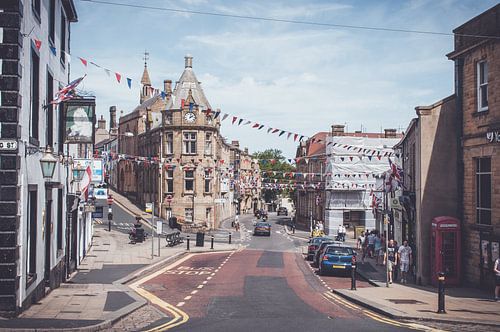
[27,188,38,278]
[165,132,173,155]
[206,208,212,221]
[46,71,54,146]
[60,10,66,64]
[185,208,193,223]
[477,61,488,112]
[165,113,173,125]
[204,132,212,155]
[476,158,491,225]
[204,170,212,193]
[183,132,197,154]
[30,47,40,141]
[166,169,174,193]
[32,0,41,20]
[184,170,194,191]
[49,0,56,43]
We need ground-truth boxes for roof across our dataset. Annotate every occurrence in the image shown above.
[171,56,212,110]
[306,132,328,157]
[141,65,151,85]
[340,132,403,139]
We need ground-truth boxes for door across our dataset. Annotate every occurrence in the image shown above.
[45,200,52,286]
[441,232,457,278]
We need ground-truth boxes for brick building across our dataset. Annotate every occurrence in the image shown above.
[447,4,500,288]
[294,132,328,231]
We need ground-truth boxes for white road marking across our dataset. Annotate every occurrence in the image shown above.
[191,290,198,295]
[207,277,212,280]
[176,302,185,307]
[202,281,208,284]
[184,296,192,300]
[197,285,204,289]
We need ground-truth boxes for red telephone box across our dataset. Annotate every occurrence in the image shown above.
[430,216,461,286]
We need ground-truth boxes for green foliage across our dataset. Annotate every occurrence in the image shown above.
[253,149,296,202]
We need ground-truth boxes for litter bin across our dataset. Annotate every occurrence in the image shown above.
[168,217,177,229]
[196,232,205,247]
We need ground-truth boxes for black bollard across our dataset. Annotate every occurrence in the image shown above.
[211,235,214,249]
[351,256,357,290]
[437,272,446,313]
[229,233,232,244]
[187,235,190,251]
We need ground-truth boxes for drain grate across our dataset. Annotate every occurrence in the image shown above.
[386,299,426,305]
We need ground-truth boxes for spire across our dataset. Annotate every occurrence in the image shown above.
[140,51,151,103]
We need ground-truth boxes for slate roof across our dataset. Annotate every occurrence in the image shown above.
[171,56,212,110]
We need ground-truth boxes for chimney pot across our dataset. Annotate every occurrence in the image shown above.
[185,54,193,68]
[231,140,239,147]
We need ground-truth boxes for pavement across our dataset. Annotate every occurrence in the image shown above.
[0,193,239,332]
[334,248,500,328]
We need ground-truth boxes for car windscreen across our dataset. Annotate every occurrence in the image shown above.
[325,247,353,256]
[256,223,270,227]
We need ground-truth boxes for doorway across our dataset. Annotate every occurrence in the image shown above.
[44,200,52,287]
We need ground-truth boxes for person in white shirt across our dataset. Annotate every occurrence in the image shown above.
[494,257,500,301]
[397,240,412,283]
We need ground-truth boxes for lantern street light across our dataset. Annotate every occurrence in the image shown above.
[40,146,58,179]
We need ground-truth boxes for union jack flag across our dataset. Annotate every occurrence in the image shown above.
[50,75,86,104]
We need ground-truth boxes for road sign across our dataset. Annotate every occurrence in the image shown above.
[145,202,153,213]
[165,195,173,203]
[214,198,226,204]
[0,140,17,151]
[107,195,113,205]
[156,221,163,234]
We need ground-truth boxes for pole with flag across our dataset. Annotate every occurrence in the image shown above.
[50,75,86,105]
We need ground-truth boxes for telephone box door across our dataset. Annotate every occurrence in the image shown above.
[431,216,461,286]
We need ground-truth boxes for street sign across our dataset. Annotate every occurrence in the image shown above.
[156,221,163,234]
[165,195,173,203]
[0,140,17,151]
[214,198,226,204]
[107,195,113,205]
[145,202,153,213]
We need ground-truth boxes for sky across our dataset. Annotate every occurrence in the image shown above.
[70,0,498,158]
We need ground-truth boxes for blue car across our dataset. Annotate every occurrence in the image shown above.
[318,245,355,276]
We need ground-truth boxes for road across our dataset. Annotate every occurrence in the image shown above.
[93,200,139,234]
[126,213,427,332]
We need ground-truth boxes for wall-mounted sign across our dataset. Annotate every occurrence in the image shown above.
[0,140,17,151]
[487,130,500,143]
[62,99,96,144]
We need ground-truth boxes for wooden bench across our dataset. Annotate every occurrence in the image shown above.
[165,231,183,247]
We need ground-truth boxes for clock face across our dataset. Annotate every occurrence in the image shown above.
[184,112,196,123]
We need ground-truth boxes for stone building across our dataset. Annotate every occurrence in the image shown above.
[394,95,458,285]
[0,0,79,314]
[116,55,260,229]
[294,132,328,231]
[447,4,500,288]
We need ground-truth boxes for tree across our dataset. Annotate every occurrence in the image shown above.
[253,149,296,204]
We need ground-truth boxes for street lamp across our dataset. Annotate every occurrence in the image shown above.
[72,167,86,181]
[40,146,58,179]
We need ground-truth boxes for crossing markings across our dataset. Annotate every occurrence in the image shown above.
[190,290,198,295]
[184,296,192,300]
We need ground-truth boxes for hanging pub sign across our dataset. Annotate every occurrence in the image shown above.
[61,98,96,144]
[486,130,500,143]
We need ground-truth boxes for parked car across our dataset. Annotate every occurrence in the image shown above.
[254,222,271,236]
[313,240,337,267]
[306,237,331,261]
[277,207,288,216]
[318,244,355,276]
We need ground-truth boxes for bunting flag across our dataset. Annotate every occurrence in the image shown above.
[253,123,260,128]
[181,99,185,108]
[232,116,237,125]
[279,131,285,137]
[221,113,229,121]
[49,46,57,56]
[258,124,264,130]
[115,72,121,83]
[272,129,280,134]
[238,119,243,125]
[79,57,88,66]
[104,68,111,76]
[189,102,194,111]
[214,110,221,119]
[90,61,100,68]
[127,78,132,89]
[34,38,42,50]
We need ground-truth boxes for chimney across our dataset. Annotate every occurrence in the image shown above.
[185,54,193,68]
[331,124,345,136]
[164,80,172,94]
[231,140,239,148]
[244,148,248,154]
[384,128,397,138]
[109,106,117,129]
[98,115,106,129]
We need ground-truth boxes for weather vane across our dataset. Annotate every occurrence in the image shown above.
[143,50,149,66]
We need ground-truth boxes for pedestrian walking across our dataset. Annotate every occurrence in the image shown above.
[393,240,400,282]
[398,240,412,283]
[357,232,365,250]
[383,239,397,284]
[234,215,240,231]
[494,256,500,301]
[367,231,376,258]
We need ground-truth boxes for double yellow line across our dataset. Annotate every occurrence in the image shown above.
[129,254,193,331]
[322,292,427,330]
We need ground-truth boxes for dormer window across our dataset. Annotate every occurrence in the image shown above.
[477,61,488,112]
